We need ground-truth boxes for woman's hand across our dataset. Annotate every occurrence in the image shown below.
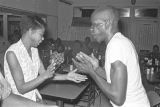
[41,62,56,80]
[66,69,88,83]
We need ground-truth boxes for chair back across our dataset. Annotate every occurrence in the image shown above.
[147,91,160,107]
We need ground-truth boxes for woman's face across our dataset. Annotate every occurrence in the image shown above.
[30,28,45,47]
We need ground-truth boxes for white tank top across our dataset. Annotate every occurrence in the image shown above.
[4,39,41,101]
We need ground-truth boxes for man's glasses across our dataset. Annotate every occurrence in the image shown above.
[90,23,104,31]
[90,19,109,33]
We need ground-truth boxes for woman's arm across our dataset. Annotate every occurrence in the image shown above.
[6,51,55,94]
[2,93,58,107]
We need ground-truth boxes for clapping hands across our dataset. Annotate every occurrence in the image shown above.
[72,52,99,76]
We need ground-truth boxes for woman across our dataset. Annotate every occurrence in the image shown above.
[4,15,87,102]
[0,66,58,107]
[0,64,57,107]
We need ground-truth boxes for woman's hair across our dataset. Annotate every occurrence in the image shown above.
[20,15,46,34]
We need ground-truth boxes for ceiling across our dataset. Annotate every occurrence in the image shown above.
[61,0,160,6]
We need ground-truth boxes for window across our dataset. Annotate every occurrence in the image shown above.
[81,9,94,17]
[135,8,158,18]
[119,8,130,17]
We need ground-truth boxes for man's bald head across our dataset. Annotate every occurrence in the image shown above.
[91,5,119,25]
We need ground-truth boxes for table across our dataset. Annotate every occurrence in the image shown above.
[40,80,89,107]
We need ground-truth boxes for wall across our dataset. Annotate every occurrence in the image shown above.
[58,1,73,40]
[58,0,160,51]
[0,0,58,39]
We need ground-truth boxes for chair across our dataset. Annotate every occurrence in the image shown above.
[147,91,160,107]
[154,86,160,95]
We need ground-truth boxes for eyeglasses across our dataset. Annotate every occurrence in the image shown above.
[90,23,104,30]
[90,23,105,33]
[90,19,109,33]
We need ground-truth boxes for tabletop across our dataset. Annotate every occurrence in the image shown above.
[40,80,89,101]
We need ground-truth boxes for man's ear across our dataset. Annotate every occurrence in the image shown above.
[28,28,33,35]
[104,22,110,30]
[105,19,112,26]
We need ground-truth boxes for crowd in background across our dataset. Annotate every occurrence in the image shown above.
[38,37,106,70]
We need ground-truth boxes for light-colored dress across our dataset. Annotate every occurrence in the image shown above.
[4,39,41,101]
[105,32,150,107]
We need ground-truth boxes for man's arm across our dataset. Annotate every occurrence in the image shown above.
[94,67,107,81]
[91,61,127,106]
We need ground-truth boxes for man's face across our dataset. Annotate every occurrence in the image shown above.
[90,13,110,43]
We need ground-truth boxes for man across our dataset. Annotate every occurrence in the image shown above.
[151,44,160,59]
[73,6,150,107]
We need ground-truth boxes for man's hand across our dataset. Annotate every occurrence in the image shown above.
[72,57,95,77]
[66,69,88,83]
[76,52,99,70]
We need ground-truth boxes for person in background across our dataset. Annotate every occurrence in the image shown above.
[150,44,160,60]
[72,40,83,58]
[0,37,10,70]
[82,37,93,55]
[8,29,21,45]
[38,38,56,69]
[73,5,150,107]
[64,46,73,65]
[54,37,62,50]
[4,15,87,103]
[38,38,55,51]
[50,43,65,67]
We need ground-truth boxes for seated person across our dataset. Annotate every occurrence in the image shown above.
[150,44,160,65]
[4,15,87,103]
[50,43,65,66]
[64,46,73,65]
[54,37,62,50]
[72,40,83,58]
[82,37,93,55]
[0,65,57,107]
[151,44,160,59]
